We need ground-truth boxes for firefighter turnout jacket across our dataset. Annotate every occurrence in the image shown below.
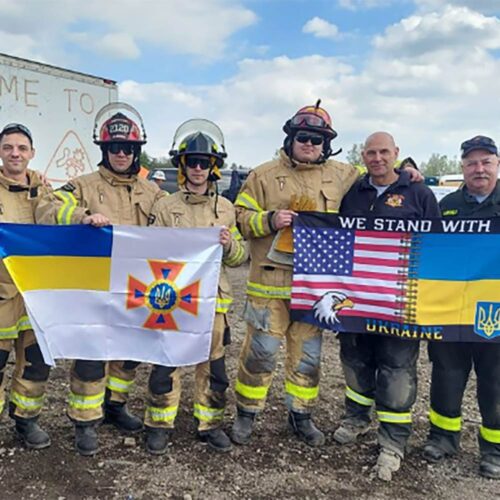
[233,149,359,414]
[35,166,166,422]
[145,186,247,431]
[0,169,51,419]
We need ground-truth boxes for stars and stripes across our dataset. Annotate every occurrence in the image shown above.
[292,226,410,322]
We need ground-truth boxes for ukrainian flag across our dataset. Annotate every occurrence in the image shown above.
[1,224,112,292]
[0,223,222,365]
[415,233,500,340]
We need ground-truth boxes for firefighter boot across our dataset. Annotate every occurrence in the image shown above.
[333,417,371,445]
[231,408,256,445]
[75,423,99,456]
[104,401,143,433]
[479,459,500,480]
[15,417,51,450]
[422,442,449,463]
[198,428,232,453]
[375,448,401,482]
[288,411,325,447]
[145,426,171,455]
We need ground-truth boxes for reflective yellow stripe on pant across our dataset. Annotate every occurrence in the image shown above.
[429,407,461,432]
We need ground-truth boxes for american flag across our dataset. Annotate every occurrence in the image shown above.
[291,224,411,322]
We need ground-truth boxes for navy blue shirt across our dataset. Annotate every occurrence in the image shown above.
[340,170,440,218]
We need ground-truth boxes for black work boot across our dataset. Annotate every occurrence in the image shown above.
[288,411,325,447]
[15,418,51,450]
[104,401,143,433]
[198,428,232,453]
[75,423,98,456]
[145,426,171,455]
[479,459,500,480]
[230,408,256,445]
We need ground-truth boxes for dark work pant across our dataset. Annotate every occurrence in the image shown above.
[339,332,420,456]
[428,341,500,463]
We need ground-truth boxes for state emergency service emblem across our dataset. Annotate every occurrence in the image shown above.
[127,260,200,330]
[474,302,500,340]
[385,194,405,208]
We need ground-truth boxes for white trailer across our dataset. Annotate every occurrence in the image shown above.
[0,53,118,186]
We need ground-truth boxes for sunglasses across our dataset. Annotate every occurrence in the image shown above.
[290,113,329,129]
[295,132,324,146]
[184,156,214,170]
[107,142,136,155]
[1,122,33,142]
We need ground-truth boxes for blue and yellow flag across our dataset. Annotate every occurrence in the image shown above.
[0,223,222,365]
[291,213,500,342]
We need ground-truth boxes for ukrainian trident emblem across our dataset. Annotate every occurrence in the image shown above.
[127,260,200,330]
[474,302,500,340]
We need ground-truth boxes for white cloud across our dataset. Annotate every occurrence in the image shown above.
[374,5,500,57]
[2,0,500,169]
[96,33,141,60]
[303,17,340,40]
[119,20,500,169]
[68,32,141,60]
[119,55,355,164]
[417,1,500,14]
[0,0,257,62]
[0,32,44,62]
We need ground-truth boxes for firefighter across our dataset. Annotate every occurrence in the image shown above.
[230,101,361,447]
[422,135,500,480]
[36,102,166,455]
[335,131,440,481]
[145,119,247,454]
[0,123,52,449]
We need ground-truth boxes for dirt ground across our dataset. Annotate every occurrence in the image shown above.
[0,263,498,499]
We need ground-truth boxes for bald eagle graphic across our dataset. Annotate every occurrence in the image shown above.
[312,291,354,328]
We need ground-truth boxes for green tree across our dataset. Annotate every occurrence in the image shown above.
[140,150,172,169]
[345,143,364,166]
[140,151,153,170]
[420,154,461,177]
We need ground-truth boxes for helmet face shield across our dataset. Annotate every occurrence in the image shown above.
[170,119,226,158]
[93,102,146,175]
[290,112,329,129]
[93,102,147,145]
[170,119,227,184]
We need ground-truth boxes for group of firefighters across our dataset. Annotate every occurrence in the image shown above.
[0,99,499,482]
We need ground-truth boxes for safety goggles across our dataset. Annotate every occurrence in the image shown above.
[107,142,136,155]
[290,113,329,129]
[294,132,324,146]
[1,122,33,143]
[184,156,214,170]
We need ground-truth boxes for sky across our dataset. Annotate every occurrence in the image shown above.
[1,0,500,168]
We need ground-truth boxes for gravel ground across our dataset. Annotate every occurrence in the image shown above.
[0,263,498,499]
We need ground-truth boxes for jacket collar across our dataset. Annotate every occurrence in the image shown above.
[279,149,325,172]
[179,184,216,205]
[358,169,409,191]
[98,165,138,187]
[0,168,43,192]
[462,180,500,205]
